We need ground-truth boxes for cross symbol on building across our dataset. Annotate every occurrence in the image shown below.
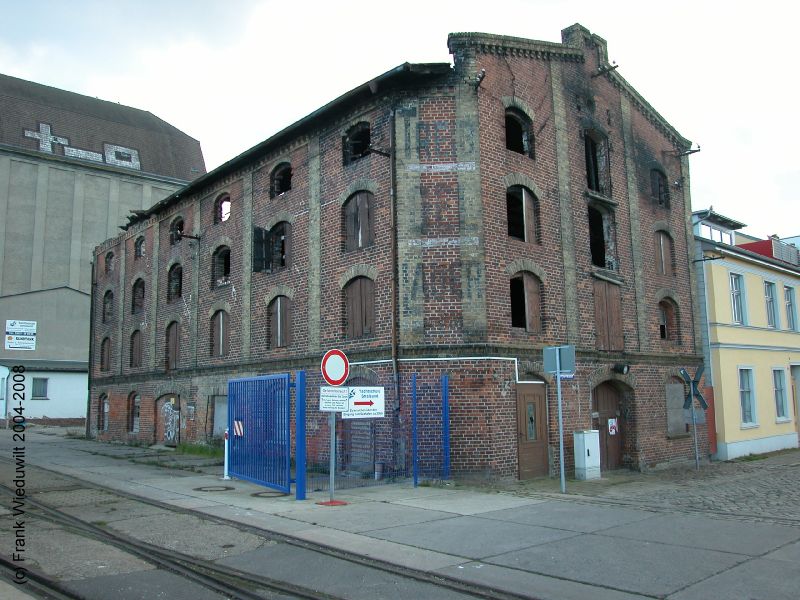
[24,122,69,153]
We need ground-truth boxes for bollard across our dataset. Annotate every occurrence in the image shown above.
[223,428,231,480]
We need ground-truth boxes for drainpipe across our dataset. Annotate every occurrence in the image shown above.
[389,104,400,409]
[86,259,96,439]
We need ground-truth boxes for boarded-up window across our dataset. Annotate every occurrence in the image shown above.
[345,277,375,339]
[210,310,229,357]
[344,192,374,251]
[253,223,291,273]
[99,394,109,432]
[506,186,540,243]
[165,321,179,371]
[666,382,687,436]
[510,272,543,333]
[594,279,624,351]
[102,290,114,323]
[655,231,675,276]
[100,337,111,371]
[212,246,231,287]
[268,296,292,348]
[130,330,142,368]
[167,264,182,302]
[585,130,610,195]
[131,279,145,314]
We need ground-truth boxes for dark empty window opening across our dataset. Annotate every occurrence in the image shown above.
[212,246,231,287]
[170,217,184,245]
[509,272,543,333]
[115,150,132,162]
[131,279,145,314]
[343,192,374,251]
[651,169,671,208]
[506,186,540,243]
[102,291,114,323]
[253,223,291,273]
[214,194,231,223]
[588,206,607,268]
[510,276,527,328]
[505,110,534,158]
[134,237,145,259]
[343,122,371,165]
[270,164,292,198]
[659,300,678,341]
[105,252,114,274]
[584,130,609,195]
[167,264,183,302]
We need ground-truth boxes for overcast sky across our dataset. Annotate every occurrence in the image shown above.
[2,0,796,238]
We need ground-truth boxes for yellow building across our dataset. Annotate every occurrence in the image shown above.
[693,209,799,460]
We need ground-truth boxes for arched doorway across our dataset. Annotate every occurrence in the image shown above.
[592,382,624,470]
[155,394,180,447]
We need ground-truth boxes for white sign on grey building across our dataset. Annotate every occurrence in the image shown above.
[5,320,37,350]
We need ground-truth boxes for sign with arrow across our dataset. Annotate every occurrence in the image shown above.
[342,387,385,419]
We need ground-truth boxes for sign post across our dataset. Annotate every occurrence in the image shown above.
[544,345,575,494]
[680,366,707,470]
[319,350,350,506]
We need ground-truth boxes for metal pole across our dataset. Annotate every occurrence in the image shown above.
[691,401,700,471]
[223,428,230,480]
[557,349,566,494]
[329,411,336,502]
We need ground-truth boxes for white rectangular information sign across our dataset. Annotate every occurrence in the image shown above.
[342,387,385,419]
[5,320,37,351]
[320,387,349,412]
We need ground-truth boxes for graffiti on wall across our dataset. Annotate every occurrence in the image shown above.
[161,401,180,444]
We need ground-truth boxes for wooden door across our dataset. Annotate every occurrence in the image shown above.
[517,383,549,478]
[592,382,623,470]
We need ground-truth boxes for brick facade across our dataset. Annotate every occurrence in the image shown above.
[90,25,706,479]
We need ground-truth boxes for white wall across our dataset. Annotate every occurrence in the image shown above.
[7,370,87,419]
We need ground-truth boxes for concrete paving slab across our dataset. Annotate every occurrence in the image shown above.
[668,556,799,600]
[0,579,39,599]
[336,483,460,502]
[365,515,579,559]
[31,488,120,507]
[437,562,651,600]
[64,568,228,600]
[605,512,800,555]
[275,501,455,533]
[60,498,165,523]
[391,490,546,515]
[289,525,468,572]
[217,541,473,599]
[159,497,225,510]
[486,533,747,597]
[763,539,800,564]
[195,505,322,536]
[480,499,656,532]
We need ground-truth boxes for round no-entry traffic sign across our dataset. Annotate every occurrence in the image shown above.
[321,349,349,386]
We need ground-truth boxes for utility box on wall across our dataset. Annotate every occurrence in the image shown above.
[574,430,600,480]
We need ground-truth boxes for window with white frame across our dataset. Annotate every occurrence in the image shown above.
[765,281,778,328]
[785,286,797,331]
[738,368,756,425]
[730,273,744,324]
[773,369,788,420]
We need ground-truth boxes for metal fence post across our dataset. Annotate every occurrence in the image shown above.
[295,370,306,500]
[412,373,418,487]
[441,374,450,480]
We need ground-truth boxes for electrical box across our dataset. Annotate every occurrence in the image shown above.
[574,430,600,480]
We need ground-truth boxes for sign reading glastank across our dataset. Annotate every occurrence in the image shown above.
[5,320,36,350]
[342,387,385,419]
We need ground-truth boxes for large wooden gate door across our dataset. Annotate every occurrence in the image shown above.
[517,383,549,478]
[593,382,623,470]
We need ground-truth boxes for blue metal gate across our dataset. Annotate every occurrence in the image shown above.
[228,374,291,492]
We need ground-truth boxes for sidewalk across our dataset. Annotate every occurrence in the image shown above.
[5,427,800,600]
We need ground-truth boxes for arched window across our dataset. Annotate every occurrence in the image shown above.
[128,392,140,433]
[655,231,675,276]
[214,194,231,223]
[105,251,115,274]
[506,185,540,243]
[165,321,179,371]
[131,279,145,314]
[658,299,678,341]
[584,130,610,196]
[210,310,229,357]
[510,272,543,333]
[344,277,375,339]
[130,330,142,368]
[169,217,184,245]
[650,169,670,208]
[134,236,145,260]
[270,163,292,198]
[212,246,231,287]
[98,394,109,432]
[102,291,114,323]
[167,264,183,302]
[343,191,374,251]
[268,296,292,348]
[343,122,371,165]
[100,337,111,372]
[505,109,534,158]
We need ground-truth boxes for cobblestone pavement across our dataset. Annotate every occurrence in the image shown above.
[483,449,800,525]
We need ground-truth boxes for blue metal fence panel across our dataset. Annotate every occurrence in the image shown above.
[228,374,291,493]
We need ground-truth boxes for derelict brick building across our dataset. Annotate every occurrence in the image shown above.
[90,24,706,478]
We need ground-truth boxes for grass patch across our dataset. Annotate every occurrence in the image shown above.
[176,442,223,459]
